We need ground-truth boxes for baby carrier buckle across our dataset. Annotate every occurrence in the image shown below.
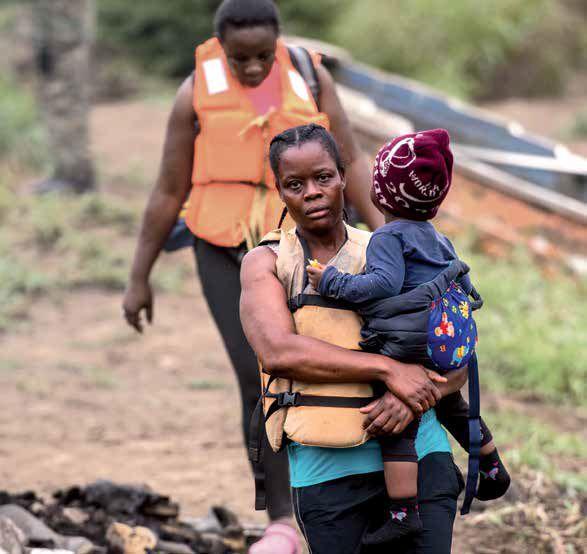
[277,391,300,407]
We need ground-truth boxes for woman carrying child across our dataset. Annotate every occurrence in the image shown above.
[241,124,487,553]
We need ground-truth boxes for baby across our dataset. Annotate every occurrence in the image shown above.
[307,130,510,545]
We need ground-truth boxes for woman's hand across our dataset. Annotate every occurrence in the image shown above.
[122,279,153,333]
[306,261,326,290]
[360,392,414,435]
[382,360,446,415]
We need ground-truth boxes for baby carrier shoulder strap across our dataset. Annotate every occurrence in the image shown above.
[288,229,357,312]
[461,353,481,515]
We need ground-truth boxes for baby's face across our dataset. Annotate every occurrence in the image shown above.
[369,187,383,214]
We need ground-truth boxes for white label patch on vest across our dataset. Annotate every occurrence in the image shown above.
[288,70,310,101]
[203,58,229,95]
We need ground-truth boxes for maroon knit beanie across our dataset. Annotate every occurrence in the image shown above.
[371,129,453,220]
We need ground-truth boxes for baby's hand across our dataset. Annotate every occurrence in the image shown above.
[306,259,326,290]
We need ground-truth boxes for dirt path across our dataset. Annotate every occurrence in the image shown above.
[2,97,585,552]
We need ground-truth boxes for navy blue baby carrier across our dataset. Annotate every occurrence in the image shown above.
[359,260,483,515]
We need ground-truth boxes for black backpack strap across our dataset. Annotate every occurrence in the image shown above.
[248,396,268,511]
[287,45,321,108]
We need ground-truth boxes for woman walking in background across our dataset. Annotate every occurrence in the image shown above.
[122,1,379,551]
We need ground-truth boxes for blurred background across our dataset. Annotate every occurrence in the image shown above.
[0,1,585,553]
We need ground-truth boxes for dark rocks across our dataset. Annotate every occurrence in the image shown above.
[0,482,264,553]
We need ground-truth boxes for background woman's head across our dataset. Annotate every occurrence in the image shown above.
[215,0,281,88]
[269,124,346,233]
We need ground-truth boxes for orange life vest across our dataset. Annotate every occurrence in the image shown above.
[185,37,330,248]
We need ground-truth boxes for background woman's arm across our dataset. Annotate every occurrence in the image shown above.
[123,75,196,331]
[316,64,383,230]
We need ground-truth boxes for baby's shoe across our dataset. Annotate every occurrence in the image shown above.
[363,498,423,545]
[476,448,511,501]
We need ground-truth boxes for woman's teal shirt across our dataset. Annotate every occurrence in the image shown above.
[288,408,451,488]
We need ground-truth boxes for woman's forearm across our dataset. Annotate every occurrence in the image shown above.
[129,189,184,283]
[129,74,196,284]
[262,332,392,384]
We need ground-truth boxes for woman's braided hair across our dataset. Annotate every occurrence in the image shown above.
[269,124,345,185]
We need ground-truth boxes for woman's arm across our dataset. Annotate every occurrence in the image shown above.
[360,366,468,435]
[316,65,384,231]
[240,246,443,414]
[122,75,196,332]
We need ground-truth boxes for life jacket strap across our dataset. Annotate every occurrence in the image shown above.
[264,390,374,409]
[288,293,356,313]
[248,396,268,511]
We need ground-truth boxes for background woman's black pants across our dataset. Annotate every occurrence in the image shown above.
[193,239,292,520]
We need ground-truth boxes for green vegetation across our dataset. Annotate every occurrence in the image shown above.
[0,76,48,171]
[565,110,587,139]
[0,186,189,331]
[97,0,215,78]
[327,0,587,99]
[453,408,586,491]
[96,0,587,99]
[456,239,586,407]
[187,379,229,390]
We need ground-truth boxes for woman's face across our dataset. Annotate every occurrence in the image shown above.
[276,141,345,235]
[221,25,277,88]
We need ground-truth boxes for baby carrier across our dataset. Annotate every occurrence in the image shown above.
[359,260,484,514]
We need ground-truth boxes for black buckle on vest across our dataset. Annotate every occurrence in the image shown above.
[277,391,300,407]
[288,295,302,313]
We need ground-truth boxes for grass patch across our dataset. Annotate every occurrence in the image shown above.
[455,239,586,407]
[0,238,53,330]
[187,379,228,391]
[84,365,118,389]
[0,183,190,330]
[0,75,48,171]
[452,409,586,491]
[563,110,587,139]
[0,358,24,373]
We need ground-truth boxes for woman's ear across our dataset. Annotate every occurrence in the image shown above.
[338,167,346,190]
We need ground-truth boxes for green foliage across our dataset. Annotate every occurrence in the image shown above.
[96,0,586,99]
[0,76,47,169]
[0,239,52,330]
[453,409,587,491]
[326,0,585,99]
[565,110,587,139]
[187,379,229,390]
[457,241,587,406]
[0,179,190,330]
[97,0,217,78]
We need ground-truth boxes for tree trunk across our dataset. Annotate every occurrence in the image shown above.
[32,0,95,192]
